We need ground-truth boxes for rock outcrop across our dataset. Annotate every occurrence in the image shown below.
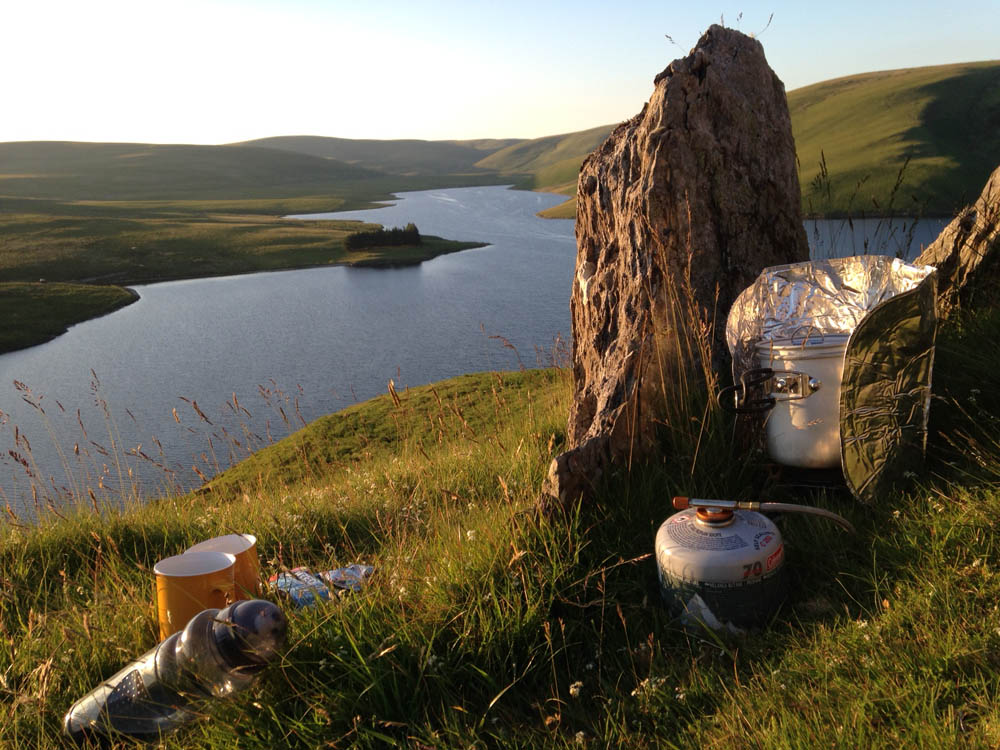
[543,26,809,506]
[917,164,1000,316]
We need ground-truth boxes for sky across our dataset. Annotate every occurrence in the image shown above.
[2,0,998,145]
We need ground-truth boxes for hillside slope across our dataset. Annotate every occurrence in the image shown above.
[237,135,520,176]
[472,124,617,192]
[2,62,996,215]
[520,61,1000,219]
[791,60,1000,216]
[0,141,382,200]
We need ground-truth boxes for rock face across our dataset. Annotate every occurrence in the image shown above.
[544,26,809,506]
[917,164,1000,316]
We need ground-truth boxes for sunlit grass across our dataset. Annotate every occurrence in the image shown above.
[2,281,997,749]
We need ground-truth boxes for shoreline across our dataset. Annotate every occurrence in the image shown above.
[0,234,486,355]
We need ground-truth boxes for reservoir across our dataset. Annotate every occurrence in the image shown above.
[0,185,947,517]
[0,187,576,516]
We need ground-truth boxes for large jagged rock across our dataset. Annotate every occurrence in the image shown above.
[917,164,1000,317]
[544,26,809,506]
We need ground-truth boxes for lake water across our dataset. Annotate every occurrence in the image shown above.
[0,185,947,517]
[805,216,947,260]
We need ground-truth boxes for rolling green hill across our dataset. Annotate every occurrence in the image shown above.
[237,135,520,176]
[0,141,382,201]
[471,124,618,192]
[505,60,1000,219]
[6,60,995,216]
[2,60,998,352]
[791,60,1000,216]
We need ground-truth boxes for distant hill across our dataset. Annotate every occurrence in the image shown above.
[237,135,520,176]
[471,124,617,193]
[2,61,996,215]
[0,141,382,201]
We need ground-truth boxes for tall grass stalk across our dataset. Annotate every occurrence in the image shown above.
[805,152,932,260]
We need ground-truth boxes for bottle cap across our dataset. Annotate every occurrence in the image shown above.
[213,599,287,668]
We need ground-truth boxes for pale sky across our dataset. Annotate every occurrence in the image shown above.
[2,0,997,145]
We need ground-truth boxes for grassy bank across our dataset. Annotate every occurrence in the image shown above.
[0,201,483,285]
[0,282,139,354]
[2,300,999,747]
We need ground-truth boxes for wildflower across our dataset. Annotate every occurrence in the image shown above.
[466,529,476,541]
[575,731,588,745]
[569,680,584,699]
[630,676,666,698]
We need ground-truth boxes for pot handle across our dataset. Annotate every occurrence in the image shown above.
[718,367,777,414]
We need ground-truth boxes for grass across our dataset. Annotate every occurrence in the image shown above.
[1,285,999,747]
[0,283,138,353]
[793,61,1000,218]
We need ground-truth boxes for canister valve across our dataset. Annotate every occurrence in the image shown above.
[672,496,855,533]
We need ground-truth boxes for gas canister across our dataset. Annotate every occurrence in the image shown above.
[655,496,853,631]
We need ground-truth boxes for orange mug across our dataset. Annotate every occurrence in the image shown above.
[186,534,261,600]
[154,550,235,640]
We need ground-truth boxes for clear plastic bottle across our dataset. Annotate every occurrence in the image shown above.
[63,599,287,743]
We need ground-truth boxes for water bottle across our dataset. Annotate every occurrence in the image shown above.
[63,599,287,744]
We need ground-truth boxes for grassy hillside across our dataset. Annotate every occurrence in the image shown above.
[2,298,1000,747]
[472,124,617,191]
[792,61,1000,217]
[0,141,386,201]
[518,61,1000,220]
[238,135,520,176]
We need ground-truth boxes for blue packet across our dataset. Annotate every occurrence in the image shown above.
[268,567,331,608]
[318,564,375,593]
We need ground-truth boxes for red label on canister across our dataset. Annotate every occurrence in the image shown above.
[766,544,784,572]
